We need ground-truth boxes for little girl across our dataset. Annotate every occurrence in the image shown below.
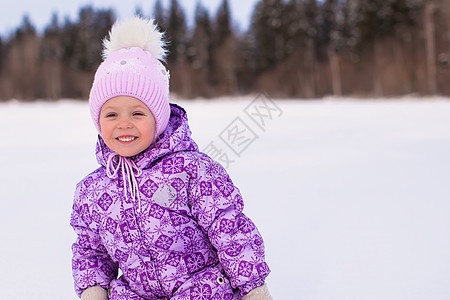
[70,17,271,300]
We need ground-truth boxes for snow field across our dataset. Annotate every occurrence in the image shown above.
[0,97,449,299]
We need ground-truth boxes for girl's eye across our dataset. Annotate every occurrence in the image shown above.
[105,113,117,118]
[133,112,145,116]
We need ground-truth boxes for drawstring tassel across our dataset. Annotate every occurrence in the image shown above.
[106,153,143,211]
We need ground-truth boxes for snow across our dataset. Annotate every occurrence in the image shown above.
[1,96,449,299]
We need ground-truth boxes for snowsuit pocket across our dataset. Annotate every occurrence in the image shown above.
[171,265,241,299]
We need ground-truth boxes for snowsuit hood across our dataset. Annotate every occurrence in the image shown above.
[71,104,270,299]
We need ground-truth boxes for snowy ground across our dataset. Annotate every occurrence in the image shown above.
[0,96,449,299]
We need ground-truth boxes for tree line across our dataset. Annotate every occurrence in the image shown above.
[0,0,449,101]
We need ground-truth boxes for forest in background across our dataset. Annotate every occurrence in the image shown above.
[0,0,449,101]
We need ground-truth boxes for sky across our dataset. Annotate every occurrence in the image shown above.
[0,0,260,37]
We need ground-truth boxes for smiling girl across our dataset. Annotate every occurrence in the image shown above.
[70,17,271,300]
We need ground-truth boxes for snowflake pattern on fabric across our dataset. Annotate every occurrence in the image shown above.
[79,270,96,287]
[183,252,205,274]
[162,157,185,174]
[155,234,174,250]
[71,104,269,299]
[98,193,113,211]
[184,163,198,179]
[219,219,235,234]
[213,177,235,197]
[141,179,158,198]
[224,243,243,257]
[238,261,253,278]
[106,217,118,234]
[190,284,212,300]
[200,181,212,196]
[171,177,186,191]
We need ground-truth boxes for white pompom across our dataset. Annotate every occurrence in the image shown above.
[102,17,167,61]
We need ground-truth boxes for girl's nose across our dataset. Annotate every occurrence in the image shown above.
[118,117,133,129]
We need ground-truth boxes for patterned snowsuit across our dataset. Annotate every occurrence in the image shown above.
[71,104,270,299]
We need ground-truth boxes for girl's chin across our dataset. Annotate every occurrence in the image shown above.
[105,140,152,157]
[115,149,140,157]
[114,146,149,157]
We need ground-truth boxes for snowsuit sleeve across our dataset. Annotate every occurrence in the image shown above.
[71,180,118,297]
[189,156,271,296]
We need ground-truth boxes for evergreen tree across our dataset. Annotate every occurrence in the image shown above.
[72,7,96,71]
[354,0,422,48]
[60,17,77,68]
[215,0,232,45]
[67,6,115,72]
[0,36,5,100]
[336,0,358,52]
[15,15,36,40]
[320,0,345,95]
[189,1,213,96]
[42,12,62,59]
[166,0,187,63]
[283,0,305,55]
[0,36,4,71]
[153,0,166,32]
[318,0,337,50]
[57,7,114,98]
[191,2,212,65]
[211,0,242,95]
[250,0,285,71]
[45,13,60,34]
[8,15,39,99]
[303,0,320,54]
[134,6,145,18]
[40,12,63,99]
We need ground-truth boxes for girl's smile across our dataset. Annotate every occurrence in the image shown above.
[99,96,156,157]
[116,135,137,143]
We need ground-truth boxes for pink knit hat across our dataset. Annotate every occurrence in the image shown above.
[89,17,170,137]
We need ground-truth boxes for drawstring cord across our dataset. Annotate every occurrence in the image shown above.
[106,153,143,212]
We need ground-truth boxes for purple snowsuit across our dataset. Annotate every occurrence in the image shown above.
[71,104,270,299]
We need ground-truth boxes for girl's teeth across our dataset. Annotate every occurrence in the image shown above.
[118,137,135,142]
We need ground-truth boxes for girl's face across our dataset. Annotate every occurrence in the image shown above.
[99,96,156,157]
